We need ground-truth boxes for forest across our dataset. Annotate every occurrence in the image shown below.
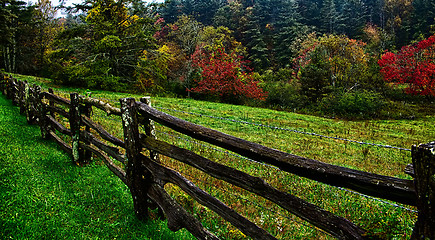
[1,0,434,118]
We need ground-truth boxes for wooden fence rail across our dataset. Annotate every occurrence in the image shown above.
[1,73,433,240]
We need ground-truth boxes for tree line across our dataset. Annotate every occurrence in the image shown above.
[1,0,434,118]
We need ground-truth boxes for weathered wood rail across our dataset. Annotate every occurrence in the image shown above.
[1,73,434,239]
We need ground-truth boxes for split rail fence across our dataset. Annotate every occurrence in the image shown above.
[1,73,434,239]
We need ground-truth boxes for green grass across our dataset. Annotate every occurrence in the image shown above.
[0,94,194,240]
[5,73,435,239]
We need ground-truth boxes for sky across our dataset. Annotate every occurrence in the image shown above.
[34,0,165,17]
[58,0,164,6]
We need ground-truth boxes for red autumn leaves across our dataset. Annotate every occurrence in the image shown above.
[379,35,435,96]
[189,47,267,101]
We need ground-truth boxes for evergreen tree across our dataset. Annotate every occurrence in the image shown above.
[296,0,323,31]
[407,0,435,41]
[338,0,367,38]
[190,0,226,25]
[159,0,182,23]
[0,0,34,73]
[274,0,308,68]
[242,7,269,71]
[319,0,340,34]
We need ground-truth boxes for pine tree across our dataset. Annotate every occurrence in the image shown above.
[296,0,323,31]
[407,0,435,40]
[319,0,340,34]
[338,0,367,38]
[160,0,183,24]
[0,0,34,73]
[274,0,308,68]
[242,7,269,71]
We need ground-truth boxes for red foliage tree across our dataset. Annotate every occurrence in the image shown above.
[378,35,435,96]
[190,47,267,101]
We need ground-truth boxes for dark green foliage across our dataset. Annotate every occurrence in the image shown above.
[159,0,226,25]
[242,9,270,71]
[319,0,340,34]
[299,48,332,103]
[338,0,367,38]
[319,88,384,118]
[0,0,35,73]
[262,80,307,110]
[273,0,309,68]
[159,0,182,24]
[406,0,435,41]
[47,0,157,91]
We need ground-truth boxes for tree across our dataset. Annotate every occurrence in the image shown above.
[159,0,182,24]
[190,47,267,103]
[48,0,157,90]
[378,35,435,97]
[242,8,269,71]
[294,34,378,102]
[274,0,308,68]
[0,0,34,73]
[25,0,62,75]
[319,0,340,34]
[383,0,413,47]
[338,0,367,38]
[299,47,332,102]
[406,0,435,41]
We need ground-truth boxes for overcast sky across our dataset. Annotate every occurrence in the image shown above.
[57,0,164,6]
[27,0,164,6]
[33,0,165,17]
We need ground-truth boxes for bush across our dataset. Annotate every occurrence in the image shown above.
[262,81,307,110]
[319,89,384,118]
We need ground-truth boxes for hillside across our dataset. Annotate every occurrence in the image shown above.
[3,74,434,239]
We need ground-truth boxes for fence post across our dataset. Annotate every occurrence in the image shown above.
[19,81,25,113]
[48,88,54,118]
[411,141,435,239]
[24,82,32,123]
[34,85,49,139]
[120,98,150,220]
[5,77,11,100]
[70,93,83,164]
[11,79,19,106]
[11,79,17,104]
[139,96,165,219]
[29,84,39,124]
[140,96,159,162]
[3,75,9,97]
[83,102,93,163]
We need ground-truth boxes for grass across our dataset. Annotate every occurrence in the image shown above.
[0,94,194,240]
[4,73,435,239]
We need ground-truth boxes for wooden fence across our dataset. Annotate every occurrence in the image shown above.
[1,73,434,239]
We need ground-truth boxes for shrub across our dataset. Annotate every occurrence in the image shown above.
[262,81,307,110]
[319,89,384,118]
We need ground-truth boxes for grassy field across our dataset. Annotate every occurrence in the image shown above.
[4,73,435,239]
[0,94,194,239]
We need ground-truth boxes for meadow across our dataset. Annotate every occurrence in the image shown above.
[4,74,435,239]
[0,93,195,239]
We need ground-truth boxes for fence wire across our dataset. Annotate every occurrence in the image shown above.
[168,164,336,239]
[157,129,418,214]
[46,93,417,214]
[154,106,412,152]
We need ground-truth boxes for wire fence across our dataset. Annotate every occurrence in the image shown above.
[157,129,418,214]
[170,164,336,239]
[90,99,417,213]
[153,106,412,152]
[43,91,417,215]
